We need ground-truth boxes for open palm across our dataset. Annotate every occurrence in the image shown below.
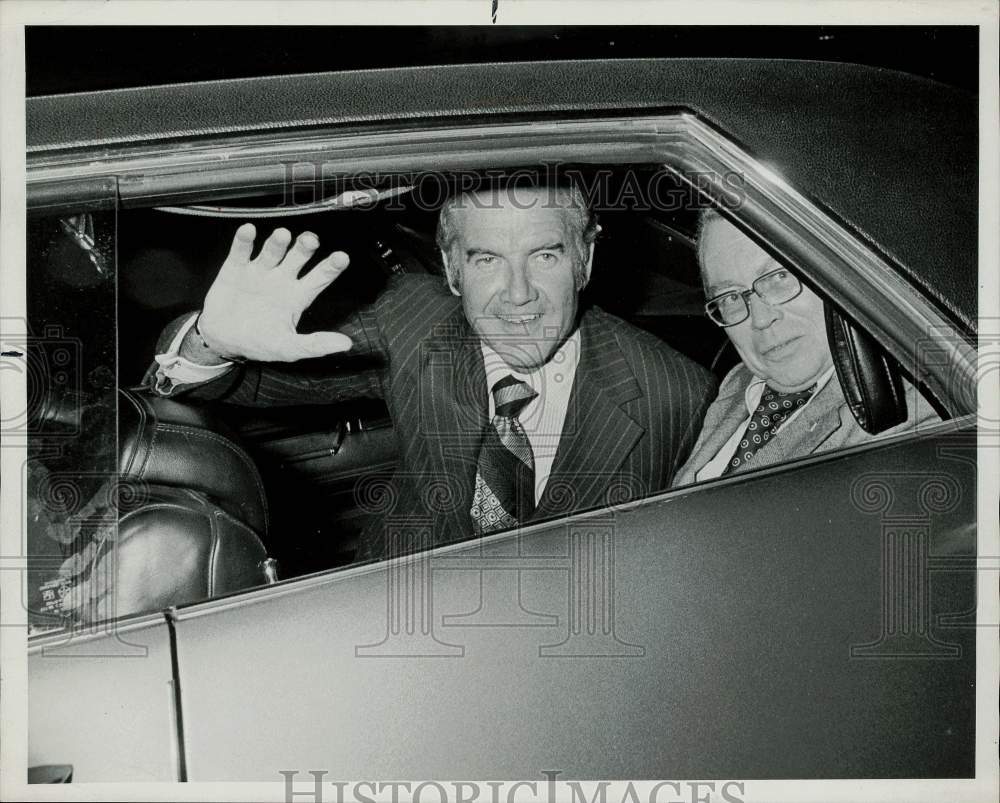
[198,223,354,362]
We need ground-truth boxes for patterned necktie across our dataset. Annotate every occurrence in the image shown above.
[470,375,538,535]
[724,383,817,474]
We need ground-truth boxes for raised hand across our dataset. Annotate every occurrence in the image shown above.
[196,224,354,362]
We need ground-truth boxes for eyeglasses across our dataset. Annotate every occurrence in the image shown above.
[704,268,803,327]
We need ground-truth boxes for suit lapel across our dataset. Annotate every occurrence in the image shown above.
[676,366,751,482]
[532,311,645,519]
[421,314,487,534]
[675,367,850,481]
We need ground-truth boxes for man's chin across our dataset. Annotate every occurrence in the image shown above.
[766,369,826,393]
[476,317,577,370]
[494,349,552,372]
[476,330,549,370]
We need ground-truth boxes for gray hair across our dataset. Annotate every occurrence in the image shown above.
[436,181,599,291]
[696,206,729,288]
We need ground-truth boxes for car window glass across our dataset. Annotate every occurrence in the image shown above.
[25,164,950,627]
[25,207,118,633]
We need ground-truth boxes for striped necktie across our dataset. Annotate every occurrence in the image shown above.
[724,383,817,475]
[470,375,538,535]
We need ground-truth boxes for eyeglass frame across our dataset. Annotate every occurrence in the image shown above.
[703,268,804,327]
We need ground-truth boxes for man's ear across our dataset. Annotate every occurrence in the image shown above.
[441,251,461,297]
[579,241,596,289]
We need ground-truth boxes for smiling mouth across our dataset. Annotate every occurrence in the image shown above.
[497,314,541,324]
[761,336,802,357]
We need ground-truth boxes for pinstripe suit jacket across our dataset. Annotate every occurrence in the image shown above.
[147,275,716,559]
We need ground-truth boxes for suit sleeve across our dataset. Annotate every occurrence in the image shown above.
[139,300,388,407]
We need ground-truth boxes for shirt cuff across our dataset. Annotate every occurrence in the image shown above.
[152,313,233,393]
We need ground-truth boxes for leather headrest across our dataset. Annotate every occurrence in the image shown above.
[118,389,268,534]
[825,307,908,434]
[111,486,271,617]
[63,484,273,623]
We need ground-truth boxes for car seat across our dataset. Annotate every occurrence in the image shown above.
[101,388,275,618]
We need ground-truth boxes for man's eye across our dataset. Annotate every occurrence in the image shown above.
[474,256,498,268]
[534,252,558,264]
[719,292,743,307]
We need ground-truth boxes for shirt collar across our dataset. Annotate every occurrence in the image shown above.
[481,329,582,395]
[743,365,836,414]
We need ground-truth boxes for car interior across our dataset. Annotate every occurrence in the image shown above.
[24,163,938,627]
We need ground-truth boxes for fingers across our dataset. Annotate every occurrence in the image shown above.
[294,331,354,358]
[220,223,257,277]
[226,223,257,262]
[222,225,344,284]
[277,231,321,276]
[299,250,351,302]
[256,227,294,269]
[230,222,257,258]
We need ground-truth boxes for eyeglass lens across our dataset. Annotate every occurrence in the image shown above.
[706,269,802,325]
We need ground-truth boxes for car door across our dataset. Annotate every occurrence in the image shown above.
[165,422,975,779]
[28,616,179,782]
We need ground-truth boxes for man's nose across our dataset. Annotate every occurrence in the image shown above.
[504,262,536,306]
[748,292,781,329]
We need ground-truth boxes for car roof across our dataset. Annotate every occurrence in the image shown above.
[27,58,976,327]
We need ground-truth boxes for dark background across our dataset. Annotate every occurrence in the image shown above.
[26,25,977,96]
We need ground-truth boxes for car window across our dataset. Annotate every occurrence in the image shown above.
[25,206,118,632]
[24,163,953,629]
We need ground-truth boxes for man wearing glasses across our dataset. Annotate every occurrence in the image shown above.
[673,210,931,485]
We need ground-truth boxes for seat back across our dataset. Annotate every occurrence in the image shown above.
[119,389,268,533]
[98,389,274,619]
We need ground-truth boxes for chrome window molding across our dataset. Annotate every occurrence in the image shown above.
[26,609,167,652]
[25,112,976,415]
[26,117,670,205]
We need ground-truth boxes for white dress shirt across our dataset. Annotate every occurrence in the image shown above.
[153,312,233,389]
[480,331,582,504]
[695,365,836,482]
